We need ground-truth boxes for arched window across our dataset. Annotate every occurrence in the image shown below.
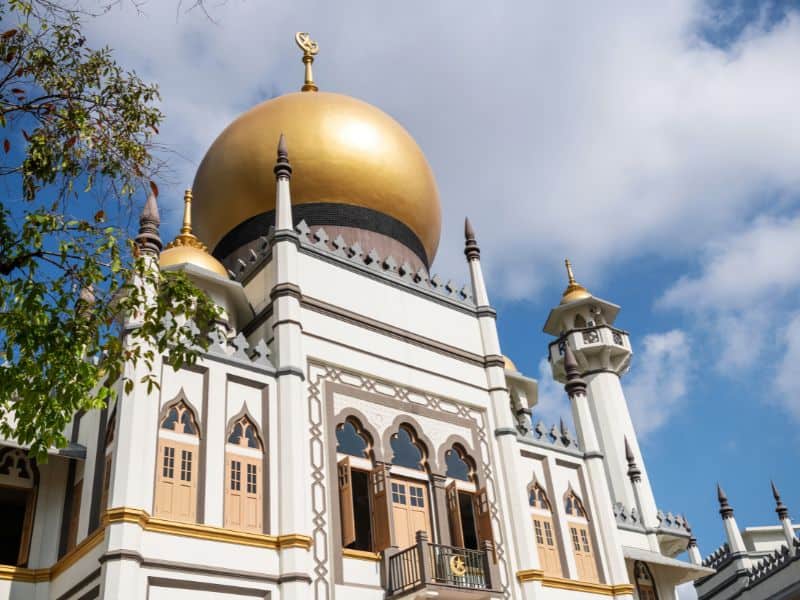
[225,414,264,533]
[154,399,199,523]
[335,417,378,552]
[388,425,431,548]
[529,482,562,577]
[390,425,426,471]
[444,444,484,550]
[564,488,599,582]
[634,561,659,600]
[336,418,372,459]
[574,314,587,328]
[0,448,38,566]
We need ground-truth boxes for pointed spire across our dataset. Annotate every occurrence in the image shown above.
[625,436,642,483]
[464,217,480,261]
[135,192,162,256]
[560,258,591,305]
[772,481,790,520]
[274,133,292,179]
[164,189,210,252]
[718,483,734,519]
[563,342,587,396]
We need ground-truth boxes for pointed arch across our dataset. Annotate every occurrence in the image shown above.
[389,423,429,472]
[564,486,587,519]
[335,416,375,461]
[528,481,553,512]
[0,447,39,566]
[226,408,264,451]
[224,406,265,534]
[154,390,200,523]
[527,476,561,577]
[443,442,477,484]
[634,561,659,600]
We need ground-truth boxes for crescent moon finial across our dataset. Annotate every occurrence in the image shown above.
[295,32,320,92]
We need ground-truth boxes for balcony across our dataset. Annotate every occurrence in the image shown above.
[385,533,502,599]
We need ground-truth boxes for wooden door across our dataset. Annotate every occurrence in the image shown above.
[390,477,430,548]
[224,454,262,533]
[155,439,197,522]
[473,487,495,559]
[446,481,464,547]
[569,524,599,582]
[532,515,561,577]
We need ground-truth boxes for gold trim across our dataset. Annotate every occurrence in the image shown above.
[0,527,105,583]
[516,571,634,596]
[105,507,312,550]
[342,548,381,561]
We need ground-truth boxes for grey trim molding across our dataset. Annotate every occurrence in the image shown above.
[584,450,604,459]
[272,318,303,330]
[494,427,518,438]
[517,434,584,458]
[582,368,622,377]
[484,354,506,368]
[275,366,306,380]
[55,567,100,600]
[76,587,99,600]
[270,282,302,301]
[476,306,497,318]
[271,230,301,247]
[99,550,144,564]
[200,348,276,376]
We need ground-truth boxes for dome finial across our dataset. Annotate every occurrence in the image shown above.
[180,188,193,236]
[295,32,320,92]
[560,258,591,304]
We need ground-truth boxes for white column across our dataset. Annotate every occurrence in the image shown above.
[272,135,312,600]
[465,219,542,600]
[772,481,797,549]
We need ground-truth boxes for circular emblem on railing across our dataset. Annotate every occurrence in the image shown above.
[449,555,466,577]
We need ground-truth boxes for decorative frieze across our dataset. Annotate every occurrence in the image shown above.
[702,542,731,568]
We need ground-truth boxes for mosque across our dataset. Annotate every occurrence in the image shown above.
[1,33,798,600]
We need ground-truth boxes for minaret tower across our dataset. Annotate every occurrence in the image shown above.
[543,260,657,519]
[771,481,797,549]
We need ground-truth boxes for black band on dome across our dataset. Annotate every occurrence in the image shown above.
[212,203,429,267]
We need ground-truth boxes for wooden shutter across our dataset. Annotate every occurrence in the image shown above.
[66,480,83,551]
[338,457,356,547]
[225,455,243,529]
[100,454,112,512]
[370,465,391,551]
[446,481,464,547]
[17,490,36,566]
[243,459,262,532]
[533,516,562,577]
[570,524,599,582]
[474,487,494,545]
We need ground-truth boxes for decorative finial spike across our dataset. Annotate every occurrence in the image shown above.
[274,133,292,179]
[135,192,162,256]
[463,216,480,261]
[624,436,634,462]
[295,32,320,92]
[717,483,734,519]
[565,258,576,284]
[562,341,587,396]
[772,480,789,520]
[624,436,641,482]
[163,188,211,254]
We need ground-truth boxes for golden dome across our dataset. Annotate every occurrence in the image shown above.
[560,258,592,304]
[191,90,442,265]
[503,355,518,372]
[160,190,229,278]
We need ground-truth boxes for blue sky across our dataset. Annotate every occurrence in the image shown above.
[79,1,800,595]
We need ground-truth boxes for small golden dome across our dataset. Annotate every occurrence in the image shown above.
[560,259,592,304]
[160,190,229,278]
[503,355,518,372]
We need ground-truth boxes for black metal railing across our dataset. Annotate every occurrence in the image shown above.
[386,532,498,597]
[428,543,489,589]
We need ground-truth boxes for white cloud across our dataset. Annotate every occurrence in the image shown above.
[775,312,800,420]
[80,2,800,297]
[626,330,691,437]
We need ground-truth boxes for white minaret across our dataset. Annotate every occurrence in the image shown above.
[563,343,633,597]
[271,135,312,600]
[464,219,542,600]
[686,521,703,565]
[543,260,658,521]
[624,437,659,552]
[771,481,797,549]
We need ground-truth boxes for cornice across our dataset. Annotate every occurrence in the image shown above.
[516,570,635,596]
[0,527,105,583]
[104,507,312,550]
[342,548,381,561]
